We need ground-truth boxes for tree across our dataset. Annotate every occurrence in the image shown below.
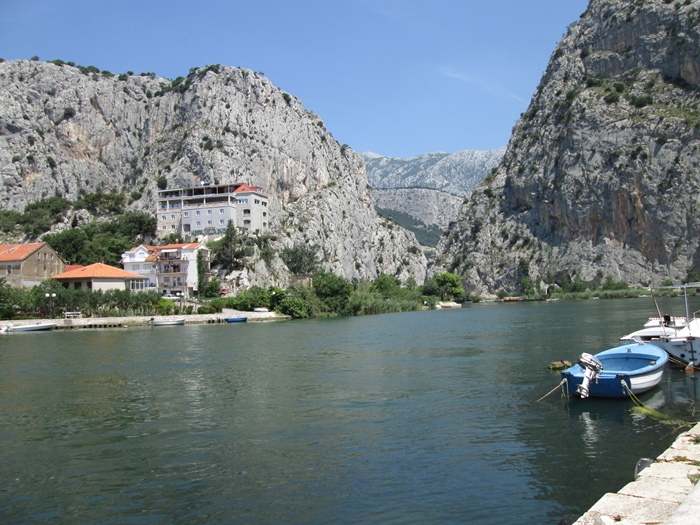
[210,220,254,270]
[281,243,320,274]
[197,250,208,297]
[313,269,352,315]
[434,272,464,300]
[372,273,400,297]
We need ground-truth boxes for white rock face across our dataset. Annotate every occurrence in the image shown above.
[0,61,426,285]
[434,0,700,294]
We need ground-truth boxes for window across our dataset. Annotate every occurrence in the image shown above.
[207,220,213,226]
[161,215,166,220]
[219,208,225,214]
[207,210,213,215]
[6,265,10,275]
[196,210,201,216]
[255,199,260,204]
[183,211,189,217]
[170,214,175,220]
[219,219,225,225]
[196,221,201,227]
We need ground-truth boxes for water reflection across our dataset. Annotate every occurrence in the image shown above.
[1,300,699,524]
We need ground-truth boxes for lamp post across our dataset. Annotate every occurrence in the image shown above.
[45,292,56,318]
[176,292,183,314]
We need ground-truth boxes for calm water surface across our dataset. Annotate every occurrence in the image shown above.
[2,298,700,524]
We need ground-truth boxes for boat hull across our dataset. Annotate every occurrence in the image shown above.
[149,319,185,326]
[561,343,667,398]
[622,318,700,367]
[1,322,57,333]
[225,317,247,323]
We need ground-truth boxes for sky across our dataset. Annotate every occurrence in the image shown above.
[1,0,589,158]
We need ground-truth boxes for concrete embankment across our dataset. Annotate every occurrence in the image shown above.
[1,309,289,331]
[574,422,700,524]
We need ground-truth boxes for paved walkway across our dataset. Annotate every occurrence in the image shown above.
[0,308,289,331]
[574,422,700,524]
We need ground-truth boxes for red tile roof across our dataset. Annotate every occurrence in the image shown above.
[0,243,46,262]
[52,262,144,280]
[124,243,205,262]
[233,184,260,193]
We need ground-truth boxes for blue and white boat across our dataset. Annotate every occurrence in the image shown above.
[561,342,668,398]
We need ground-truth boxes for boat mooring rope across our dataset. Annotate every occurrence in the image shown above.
[537,378,568,402]
[621,380,694,428]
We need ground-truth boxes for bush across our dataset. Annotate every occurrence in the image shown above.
[276,297,308,318]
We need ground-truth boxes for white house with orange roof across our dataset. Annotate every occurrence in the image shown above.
[51,263,148,292]
[0,242,66,288]
[156,182,269,240]
[121,242,210,298]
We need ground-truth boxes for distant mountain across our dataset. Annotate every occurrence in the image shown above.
[361,148,505,197]
[361,149,504,247]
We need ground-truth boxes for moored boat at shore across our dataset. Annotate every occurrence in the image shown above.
[148,318,185,327]
[1,321,58,333]
[561,342,668,398]
[620,283,700,368]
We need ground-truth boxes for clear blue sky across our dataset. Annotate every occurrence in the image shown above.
[1,0,589,158]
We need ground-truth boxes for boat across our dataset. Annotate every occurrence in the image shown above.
[148,318,185,326]
[620,283,700,367]
[560,342,668,398]
[253,307,269,312]
[224,317,247,323]
[1,321,58,333]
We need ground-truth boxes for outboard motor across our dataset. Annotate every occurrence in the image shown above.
[576,353,603,398]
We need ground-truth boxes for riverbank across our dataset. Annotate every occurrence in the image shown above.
[0,308,289,331]
[574,422,700,524]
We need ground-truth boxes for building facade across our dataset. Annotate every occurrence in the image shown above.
[51,263,148,292]
[157,183,269,240]
[121,243,210,298]
[0,242,66,288]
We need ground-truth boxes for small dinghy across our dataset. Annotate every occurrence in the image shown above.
[560,342,668,398]
[148,318,185,326]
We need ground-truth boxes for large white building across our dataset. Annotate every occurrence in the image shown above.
[157,183,269,240]
[121,243,210,298]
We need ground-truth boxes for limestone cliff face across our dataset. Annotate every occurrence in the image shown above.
[435,0,700,295]
[372,188,463,231]
[0,60,426,284]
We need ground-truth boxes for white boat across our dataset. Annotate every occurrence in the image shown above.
[1,321,58,333]
[148,318,185,327]
[620,283,700,367]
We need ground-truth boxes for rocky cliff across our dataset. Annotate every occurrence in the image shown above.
[434,0,700,295]
[0,60,426,285]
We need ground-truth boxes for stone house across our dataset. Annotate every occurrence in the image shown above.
[0,242,66,288]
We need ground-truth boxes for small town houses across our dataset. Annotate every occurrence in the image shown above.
[0,242,66,288]
[120,242,210,298]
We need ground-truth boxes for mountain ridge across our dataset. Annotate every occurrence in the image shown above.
[433,0,700,295]
[0,59,427,286]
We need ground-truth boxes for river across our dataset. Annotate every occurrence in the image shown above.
[2,297,699,524]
